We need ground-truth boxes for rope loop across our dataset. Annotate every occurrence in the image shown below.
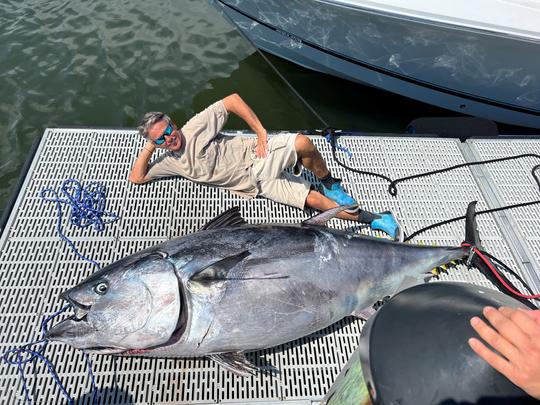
[388,182,398,197]
[40,179,120,268]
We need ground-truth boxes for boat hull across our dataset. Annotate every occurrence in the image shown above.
[214,0,540,129]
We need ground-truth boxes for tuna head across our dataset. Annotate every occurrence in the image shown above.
[46,251,181,354]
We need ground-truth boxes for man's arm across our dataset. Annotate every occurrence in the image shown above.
[222,93,268,158]
[469,306,540,399]
[128,141,155,184]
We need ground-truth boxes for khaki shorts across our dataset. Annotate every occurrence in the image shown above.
[250,134,311,210]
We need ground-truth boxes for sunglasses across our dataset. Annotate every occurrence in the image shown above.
[153,123,173,145]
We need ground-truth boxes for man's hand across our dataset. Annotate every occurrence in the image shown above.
[255,131,269,158]
[222,93,269,158]
[525,309,540,325]
[468,306,540,399]
[128,141,155,184]
[143,141,156,155]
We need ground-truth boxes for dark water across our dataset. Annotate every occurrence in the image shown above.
[0,0,454,219]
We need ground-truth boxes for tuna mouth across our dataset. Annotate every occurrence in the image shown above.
[46,311,126,354]
[60,292,90,321]
[45,293,105,348]
[83,346,126,354]
[71,307,89,322]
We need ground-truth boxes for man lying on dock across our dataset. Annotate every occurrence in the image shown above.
[129,93,402,240]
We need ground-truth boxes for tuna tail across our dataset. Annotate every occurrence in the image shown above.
[463,201,537,309]
[463,201,482,249]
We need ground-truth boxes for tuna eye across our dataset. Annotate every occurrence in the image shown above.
[94,282,108,295]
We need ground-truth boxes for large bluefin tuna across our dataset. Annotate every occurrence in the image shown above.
[47,204,482,375]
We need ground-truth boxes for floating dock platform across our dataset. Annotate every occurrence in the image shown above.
[1,129,539,404]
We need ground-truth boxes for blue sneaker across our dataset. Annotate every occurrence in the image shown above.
[321,181,359,213]
[371,211,403,242]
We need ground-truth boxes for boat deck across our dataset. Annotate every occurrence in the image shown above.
[1,129,539,404]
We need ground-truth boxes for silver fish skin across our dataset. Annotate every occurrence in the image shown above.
[47,219,467,359]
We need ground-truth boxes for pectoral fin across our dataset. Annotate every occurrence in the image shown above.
[190,250,250,284]
[209,352,258,377]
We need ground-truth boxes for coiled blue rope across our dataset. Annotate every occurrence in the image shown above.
[2,179,119,403]
[40,179,120,268]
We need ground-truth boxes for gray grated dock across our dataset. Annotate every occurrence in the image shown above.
[1,129,539,404]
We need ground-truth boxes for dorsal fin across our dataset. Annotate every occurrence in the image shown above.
[302,205,356,226]
[200,207,247,231]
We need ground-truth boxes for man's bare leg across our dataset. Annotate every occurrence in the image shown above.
[297,134,403,241]
[294,133,360,214]
[294,134,329,177]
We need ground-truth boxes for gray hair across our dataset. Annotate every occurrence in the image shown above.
[138,112,171,138]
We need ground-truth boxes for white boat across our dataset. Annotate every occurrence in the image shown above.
[213,0,540,129]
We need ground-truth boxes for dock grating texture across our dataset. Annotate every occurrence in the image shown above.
[467,139,540,286]
[0,129,539,404]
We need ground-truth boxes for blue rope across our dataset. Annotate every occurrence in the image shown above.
[324,133,353,159]
[2,306,75,404]
[40,179,120,268]
[3,307,100,404]
[85,353,98,403]
[2,179,118,403]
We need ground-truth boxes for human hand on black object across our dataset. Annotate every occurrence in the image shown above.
[468,306,540,399]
